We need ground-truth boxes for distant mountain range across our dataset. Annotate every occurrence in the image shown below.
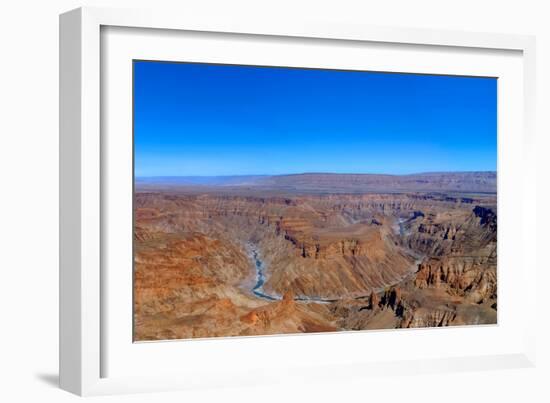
[135,172,497,193]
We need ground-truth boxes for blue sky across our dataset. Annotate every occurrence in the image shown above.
[134,61,497,177]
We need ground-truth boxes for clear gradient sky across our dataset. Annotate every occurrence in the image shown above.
[134,61,497,177]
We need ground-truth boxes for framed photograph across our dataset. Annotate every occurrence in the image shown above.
[60,7,537,396]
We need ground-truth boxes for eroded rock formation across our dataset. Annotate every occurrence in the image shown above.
[133,180,497,341]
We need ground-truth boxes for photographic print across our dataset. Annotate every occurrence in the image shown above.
[133,61,497,341]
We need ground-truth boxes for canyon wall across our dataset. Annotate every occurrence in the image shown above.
[133,189,497,340]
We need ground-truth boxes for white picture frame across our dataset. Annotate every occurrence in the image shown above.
[59,6,537,396]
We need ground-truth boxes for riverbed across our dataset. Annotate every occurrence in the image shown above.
[245,219,424,303]
[246,242,334,303]
[246,242,278,301]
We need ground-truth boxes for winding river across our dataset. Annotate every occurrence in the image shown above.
[248,244,278,301]
[245,216,424,303]
[246,242,335,303]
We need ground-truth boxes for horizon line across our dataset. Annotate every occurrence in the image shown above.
[135,170,497,179]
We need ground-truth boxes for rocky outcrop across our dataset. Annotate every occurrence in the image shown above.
[400,307,457,328]
[404,205,496,256]
[405,205,497,304]
[413,257,496,303]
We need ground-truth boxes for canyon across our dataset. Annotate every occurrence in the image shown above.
[133,172,497,341]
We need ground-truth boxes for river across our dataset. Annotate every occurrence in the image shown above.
[245,217,424,303]
[393,217,408,237]
[247,243,278,301]
[246,242,335,303]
